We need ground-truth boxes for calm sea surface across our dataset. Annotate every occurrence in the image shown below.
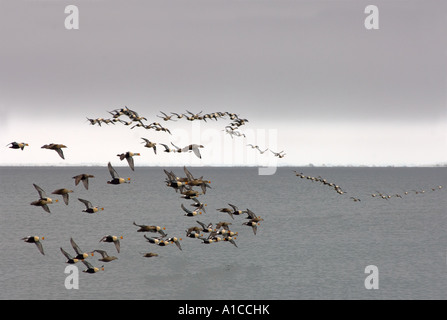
[1,166,446,300]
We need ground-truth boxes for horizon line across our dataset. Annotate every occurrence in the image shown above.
[0,163,446,168]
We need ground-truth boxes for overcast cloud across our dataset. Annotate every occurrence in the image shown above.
[1,0,446,166]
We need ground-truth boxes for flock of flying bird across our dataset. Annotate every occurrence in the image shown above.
[8,107,443,276]
[293,170,443,202]
[135,165,264,252]
[7,107,286,163]
[22,164,129,273]
[20,162,264,274]
[9,106,273,275]
[19,161,443,274]
[85,106,286,159]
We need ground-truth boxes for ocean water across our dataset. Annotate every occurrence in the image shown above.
[0,166,446,300]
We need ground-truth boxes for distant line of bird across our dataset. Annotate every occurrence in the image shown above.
[293,170,347,196]
[370,186,443,200]
[248,144,285,158]
[293,170,443,202]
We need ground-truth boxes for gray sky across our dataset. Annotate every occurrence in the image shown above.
[1,0,446,166]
